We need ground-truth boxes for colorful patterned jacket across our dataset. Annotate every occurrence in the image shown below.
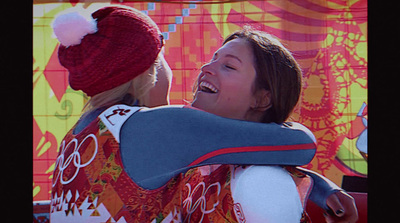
[50,104,326,222]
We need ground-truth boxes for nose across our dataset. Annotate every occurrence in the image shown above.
[200,62,215,76]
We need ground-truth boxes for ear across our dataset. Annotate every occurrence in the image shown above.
[251,89,272,112]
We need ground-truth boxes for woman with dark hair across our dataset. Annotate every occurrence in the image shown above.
[188,27,357,222]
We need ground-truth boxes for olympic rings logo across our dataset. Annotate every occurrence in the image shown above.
[183,182,221,223]
[52,134,98,187]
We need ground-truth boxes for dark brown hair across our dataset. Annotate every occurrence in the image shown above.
[223,27,302,124]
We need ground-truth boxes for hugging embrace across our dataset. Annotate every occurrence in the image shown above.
[50,5,358,223]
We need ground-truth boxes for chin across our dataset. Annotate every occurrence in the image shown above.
[192,99,212,113]
[191,98,204,110]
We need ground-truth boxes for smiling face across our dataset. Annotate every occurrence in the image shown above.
[191,38,261,120]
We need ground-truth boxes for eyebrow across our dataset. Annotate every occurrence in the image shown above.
[213,52,242,64]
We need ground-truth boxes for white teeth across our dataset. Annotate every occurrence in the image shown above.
[199,81,219,93]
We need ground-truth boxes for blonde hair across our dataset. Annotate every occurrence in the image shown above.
[82,59,159,115]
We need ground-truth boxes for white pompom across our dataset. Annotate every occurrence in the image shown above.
[52,11,97,47]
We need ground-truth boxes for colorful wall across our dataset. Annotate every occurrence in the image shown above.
[33,0,367,201]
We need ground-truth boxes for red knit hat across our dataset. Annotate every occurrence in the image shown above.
[54,6,164,96]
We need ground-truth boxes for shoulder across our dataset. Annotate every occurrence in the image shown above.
[284,122,317,143]
[98,104,142,143]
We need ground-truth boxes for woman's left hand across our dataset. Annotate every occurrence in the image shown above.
[324,190,358,223]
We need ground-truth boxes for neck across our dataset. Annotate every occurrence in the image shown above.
[243,109,265,123]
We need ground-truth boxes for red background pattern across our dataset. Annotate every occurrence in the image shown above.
[33,0,367,201]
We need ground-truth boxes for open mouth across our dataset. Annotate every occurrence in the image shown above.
[199,81,219,94]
